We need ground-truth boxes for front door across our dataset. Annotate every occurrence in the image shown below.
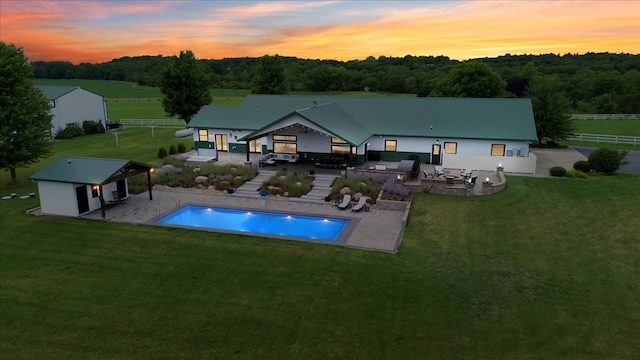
[75,185,90,214]
[215,134,228,151]
[432,143,442,165]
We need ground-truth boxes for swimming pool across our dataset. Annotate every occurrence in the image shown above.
[156,205,350,241]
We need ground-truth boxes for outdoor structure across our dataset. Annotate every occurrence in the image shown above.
[35,85,109,136]
[29,156,154,219]
[188,95,538,174]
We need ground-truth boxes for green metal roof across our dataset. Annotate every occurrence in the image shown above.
[29,156,153,185]
[190,95,538,145]
[34,85,104,100]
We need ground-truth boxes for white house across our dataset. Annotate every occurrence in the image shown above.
[188,95,539,173]
[35,86,109,135]
[29,156,154,219]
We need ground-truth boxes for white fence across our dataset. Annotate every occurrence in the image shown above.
[118,119,185,127]
[568,133,639,145]
[570,114,640,120]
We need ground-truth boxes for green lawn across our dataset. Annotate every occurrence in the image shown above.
[573,119,640,136]
[1,131,639,358]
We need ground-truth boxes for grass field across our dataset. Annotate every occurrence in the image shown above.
[572,119,640,136]
[1,120,640,358]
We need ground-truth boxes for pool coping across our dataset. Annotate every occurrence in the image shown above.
[148,202,361,247]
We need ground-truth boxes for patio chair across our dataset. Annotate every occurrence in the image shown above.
[351,196,370,212]
[434,166,444,176]
[336,194,352,210]
[111,190,125,205]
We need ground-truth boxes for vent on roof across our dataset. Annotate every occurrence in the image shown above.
[313,100,317,108]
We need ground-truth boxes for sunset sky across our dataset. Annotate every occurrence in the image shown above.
[1,0,638,64]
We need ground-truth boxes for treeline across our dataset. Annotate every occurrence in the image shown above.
[31,52,640,113]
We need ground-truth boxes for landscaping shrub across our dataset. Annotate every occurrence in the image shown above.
[573,160,591,173]
[158,147,167,158]
[169,145,177,155]
[588,148,628,175]
[330,174,383,201]
[55,124,84,139]
[566,169,589,179]
[259,170,313,197]
[177,143,187,153]
[549,166,566,177]
[82,120,106,135]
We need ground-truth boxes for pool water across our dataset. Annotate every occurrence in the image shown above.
[156,205,349,241]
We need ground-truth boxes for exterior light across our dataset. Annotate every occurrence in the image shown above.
[485,177,490,182]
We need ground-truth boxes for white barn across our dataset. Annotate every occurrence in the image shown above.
[35,86,109,135]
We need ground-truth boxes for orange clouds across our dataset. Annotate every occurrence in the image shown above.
[0,0,637,64]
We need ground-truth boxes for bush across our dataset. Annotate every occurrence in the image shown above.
[549,166,566,177]
[588,148,628,175]
[82,120,106,135]
[158,147,167,158]
[566,170,589,179]
[177,143,187,153]
[55,123,85,139]
[169,145,177,155]
[573,160,591,173]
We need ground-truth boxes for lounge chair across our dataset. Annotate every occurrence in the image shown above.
[434,166,444,176]
[336,194,352,210]
[351,196,370,212]
[111,190,125,205]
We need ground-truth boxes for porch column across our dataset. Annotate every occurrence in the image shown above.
[246,140,250,162]
[98,185,106,219]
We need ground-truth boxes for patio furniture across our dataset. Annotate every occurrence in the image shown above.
[111,190,125,205]
[351,196,370,212]
[337,194,352,210]
[435,166,445,176]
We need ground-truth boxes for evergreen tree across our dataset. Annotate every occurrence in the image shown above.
[0,42,53,184]
[252,55,287,94]
[160,50,211,124]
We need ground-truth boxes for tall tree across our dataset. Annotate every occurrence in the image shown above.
[433,61,506,97]
[252,55,287,94]
[0,42,53,184]
[525,74,575,145]
[160,50,211,124]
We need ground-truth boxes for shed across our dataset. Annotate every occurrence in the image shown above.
[29,156,154,219]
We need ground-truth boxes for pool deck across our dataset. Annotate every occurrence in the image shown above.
[83,187,406,253]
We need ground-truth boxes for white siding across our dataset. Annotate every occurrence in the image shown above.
[51,88,106,133]
[38,182,78,216]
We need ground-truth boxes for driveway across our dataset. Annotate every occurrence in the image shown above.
[570,146,640,175]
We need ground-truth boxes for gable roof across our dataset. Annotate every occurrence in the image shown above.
[189,95,538,144]
[29,156,153,185]
[34,86,104,100]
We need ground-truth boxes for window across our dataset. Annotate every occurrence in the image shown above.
[491,144,505,156]
[198,129,207,142]
[331,137,348,144]
[331,145,352,155]
[385,140,397,152]
[274,142,297,154]
[444,142,457,154]
[249,139,261,153]
[215,134,228,151]
[273,134,297,142]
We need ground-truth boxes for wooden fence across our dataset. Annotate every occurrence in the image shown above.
[568,133,639,145]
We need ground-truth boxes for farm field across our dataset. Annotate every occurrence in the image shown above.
[1,116,640,358]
